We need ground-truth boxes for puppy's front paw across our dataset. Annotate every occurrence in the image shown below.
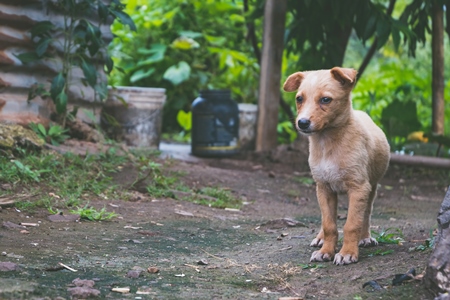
[358,237,378,247]
[310,238,324,247]
[310,250,334,262]
[333,253,358,265]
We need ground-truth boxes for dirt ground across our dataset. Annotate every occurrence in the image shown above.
[0,143,448,299]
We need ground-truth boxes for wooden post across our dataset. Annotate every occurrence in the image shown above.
[255,0,287,152]
[432,1,445,135]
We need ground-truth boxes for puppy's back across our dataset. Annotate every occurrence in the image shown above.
[353,110,390,183]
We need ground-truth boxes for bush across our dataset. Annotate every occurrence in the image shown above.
[110,0,260,133]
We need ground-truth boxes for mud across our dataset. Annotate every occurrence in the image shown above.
[0,147,447,299]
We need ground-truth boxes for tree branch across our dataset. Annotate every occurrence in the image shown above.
[243,0,261,64]
[357,0,396,82]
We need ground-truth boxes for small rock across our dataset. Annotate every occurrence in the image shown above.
[2,221,26,230]
[268,171,276,178]
[0,262,19,271]
[72,278,95,288]
[127,270,142,278]
[67,286,100,298]
[147,266,160,274]
[197,259,208,266]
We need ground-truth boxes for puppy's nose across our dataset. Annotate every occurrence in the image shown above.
[297,118,311,130]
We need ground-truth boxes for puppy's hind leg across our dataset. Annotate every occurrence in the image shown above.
[358,185,378,248]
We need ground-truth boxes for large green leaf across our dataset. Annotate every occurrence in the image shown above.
[55,91,68,114]
[36,37,52,57]
[130,68,155,83]
[30,21,54,38]
[176,110,192,131]
[81,58,97,87]
[50,73,65,102]
[16,52,40,64]
[109,9,136,31]
[163,62,191,85]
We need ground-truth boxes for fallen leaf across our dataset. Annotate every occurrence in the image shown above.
[174,209,194,217]
[147,266,160,273]
[111,287,130,294]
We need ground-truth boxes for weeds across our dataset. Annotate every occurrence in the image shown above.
[299,263,325,270]
[296,176,315,185]
[409,229,435,252]
[70,205,117,221]
[29,123,69,146]
[2,145,239,214]
[372,228,405,244]
[188,187,242,209]
[368,249,394,257]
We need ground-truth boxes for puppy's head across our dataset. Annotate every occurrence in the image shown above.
[283,67,357,135]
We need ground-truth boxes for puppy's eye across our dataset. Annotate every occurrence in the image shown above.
[296,96,303,103]
[320,97,332,104]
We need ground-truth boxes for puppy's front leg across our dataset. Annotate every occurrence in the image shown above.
[310,182,338,262]
[334,185,370,265]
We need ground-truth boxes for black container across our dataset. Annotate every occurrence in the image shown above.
[191,90,239,157]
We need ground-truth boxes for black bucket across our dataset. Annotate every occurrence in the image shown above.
[191,90,239,157]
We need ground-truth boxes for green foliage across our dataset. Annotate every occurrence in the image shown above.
[110,0,260,132]
[372,228,405,244]
[176,110,192,132]
[70,204,118,221]
[17,0,135,120]
[0,150,127,210]
[193,187,242,209]
[299,263,325,270]
[29,123,69,146]
[380,99,421,148]
[277,120,297,144]
[280,0,417,70]
[367,249,395,257]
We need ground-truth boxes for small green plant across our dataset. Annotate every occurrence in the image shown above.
[18,0,135,122]
[29,123,69,146]
[296,176,315,185]
[71,205,117,221]
[409,230,435,252]
[12,160,49,182]
[188,187,242,209]
[372,228,405,244]
[368,249,394,257]
[299,263,324,270]
[277,120,297,144]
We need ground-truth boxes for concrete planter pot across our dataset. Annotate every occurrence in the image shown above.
[101,86,166,148]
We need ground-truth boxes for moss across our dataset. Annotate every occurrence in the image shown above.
[0,124,44,149]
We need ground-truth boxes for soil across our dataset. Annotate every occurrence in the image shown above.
[0,142,447,300]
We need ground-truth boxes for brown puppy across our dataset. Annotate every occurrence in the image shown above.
[283,67,390,265]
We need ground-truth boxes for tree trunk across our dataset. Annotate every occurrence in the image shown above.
[424,186,450,296]
[255,0,287,152]
[432,1,445,135]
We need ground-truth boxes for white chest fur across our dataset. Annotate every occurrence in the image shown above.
[310,158,346,192]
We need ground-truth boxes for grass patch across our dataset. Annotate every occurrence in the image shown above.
[1,146,239,212]
[188,187,242,209]
[372,228,405,244]
[367,249,395,257]
[70,204,117,221]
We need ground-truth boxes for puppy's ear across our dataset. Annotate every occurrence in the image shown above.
[283,72,304,92]
[330,67,357,87]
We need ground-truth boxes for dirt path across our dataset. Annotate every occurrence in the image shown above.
[0,145,447,299]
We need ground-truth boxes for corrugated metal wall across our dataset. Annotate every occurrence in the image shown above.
[0,0,111,126]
